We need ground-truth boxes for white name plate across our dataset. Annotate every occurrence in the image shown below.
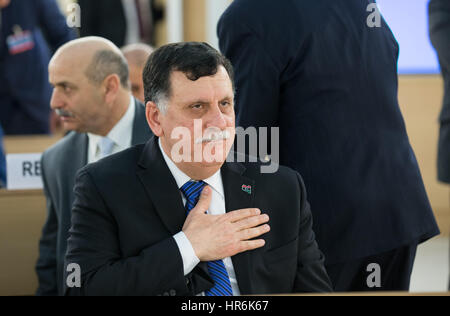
[6,153,43,190]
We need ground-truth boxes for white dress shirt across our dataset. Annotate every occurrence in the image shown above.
[158,139,241,296]
[88,96,135,164]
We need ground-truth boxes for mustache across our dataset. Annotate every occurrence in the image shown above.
[195,129,231,144]
[55,109,74,118]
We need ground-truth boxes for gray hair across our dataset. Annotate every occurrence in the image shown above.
[84,50,130,89]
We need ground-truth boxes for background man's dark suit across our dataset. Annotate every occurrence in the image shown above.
[218,0,440,290]
[36,100,152,296]
[0,0,75,134]
[0,124,5,186]
[64,136,332,295]
[429,0,450,184]
[78,0,163,47]
[429,0,450,291]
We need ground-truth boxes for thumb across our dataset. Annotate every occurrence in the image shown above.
[190,186,212,215]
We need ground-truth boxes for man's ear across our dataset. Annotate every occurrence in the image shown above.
[102,74,120,104]
[146,101,164,136]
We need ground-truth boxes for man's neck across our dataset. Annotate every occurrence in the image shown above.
[96,92,132,136]
[160,139,224,181]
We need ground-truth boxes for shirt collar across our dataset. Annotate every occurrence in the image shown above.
[158,138,224,199]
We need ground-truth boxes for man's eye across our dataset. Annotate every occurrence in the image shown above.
[61,85,71,93]
[191,104,203,109]
[221,101,231,107]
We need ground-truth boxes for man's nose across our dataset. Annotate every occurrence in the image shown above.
[206,104,228,130]
[50,89,63,110]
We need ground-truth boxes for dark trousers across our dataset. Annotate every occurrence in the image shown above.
[325,243,418,292]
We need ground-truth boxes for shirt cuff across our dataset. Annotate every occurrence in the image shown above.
[173,231,200,276]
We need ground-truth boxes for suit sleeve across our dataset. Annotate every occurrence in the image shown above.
[64,169,189,296]
[218,15,280,131]
[35,157,59,296]
[37,0,76,51]
[294,172,333,292]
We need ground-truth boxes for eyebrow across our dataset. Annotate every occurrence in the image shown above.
[51,81,75,88]
[184,96,234,106]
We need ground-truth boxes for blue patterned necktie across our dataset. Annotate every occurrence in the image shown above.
[180,180,233,296]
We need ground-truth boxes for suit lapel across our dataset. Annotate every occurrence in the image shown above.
[221,159,256,295]
[136,136,186,235]
[67,133,88,181]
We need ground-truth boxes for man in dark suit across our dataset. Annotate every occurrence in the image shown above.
[429,0,450,185]
[64,42,332,295]
[0,0,75,135]
[429,0,450,291]
[35,37,153,296]
[78,0,163,47]
[0,124,6,187]
[218,0,440,292]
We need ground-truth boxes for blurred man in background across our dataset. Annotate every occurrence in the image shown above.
[121,43,154,103]
[429,0,450,292]
[35,37,153,295]
[0,124,6,187]
[429,0,450,186]
[78,0,163,47]
[218,0,440,292]
[0,0,75,135]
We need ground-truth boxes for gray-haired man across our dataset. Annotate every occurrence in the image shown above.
[35,37,153,295]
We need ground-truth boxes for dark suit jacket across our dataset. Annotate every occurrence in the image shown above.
[429,0,450,184]
[36,100,153,296]
[0,0,75,134]
[64,136,332,295]
[0,125,5,186]
[218,0,440,265]
[78,0,163,47]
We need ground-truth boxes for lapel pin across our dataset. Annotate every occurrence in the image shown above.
[241,184,252,195]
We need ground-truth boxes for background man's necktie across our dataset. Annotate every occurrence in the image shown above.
[98,136,115,159]
[180,180,233,296]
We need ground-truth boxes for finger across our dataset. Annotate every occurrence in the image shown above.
[235,213,270,231]
[238,224,271,241]
[190,186,212,215]
[236,239,266,254]
[226,208,261,223]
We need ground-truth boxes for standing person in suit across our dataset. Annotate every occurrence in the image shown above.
[35,37,153,296]
[78,0,163,47]
[121,43,154,103]
[429,0,450,291]
[64,42,332,296]
[0,124,6,187]
[0,0,75,135]
[218,0,440,292]
[429,0,450,186]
